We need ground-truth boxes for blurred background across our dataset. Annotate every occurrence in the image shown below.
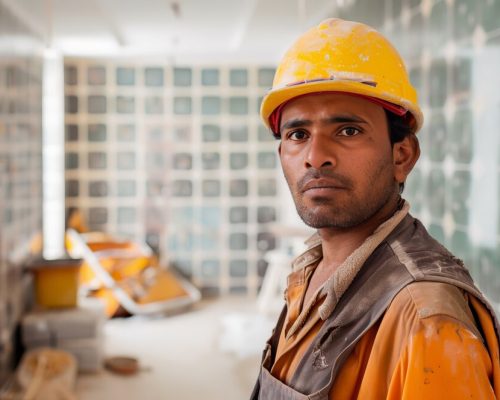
[0,0,499,398]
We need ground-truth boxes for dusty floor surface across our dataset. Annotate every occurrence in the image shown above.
[76,296,278,400]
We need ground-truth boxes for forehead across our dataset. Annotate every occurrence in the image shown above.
[280,92,387,124]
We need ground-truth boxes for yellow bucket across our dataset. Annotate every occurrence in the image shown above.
[28,258,82,308]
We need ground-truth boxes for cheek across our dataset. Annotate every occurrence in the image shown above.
[280,160,294,181]
[279,151,295,171]
[351,151,394,185]
[280,154,301,188]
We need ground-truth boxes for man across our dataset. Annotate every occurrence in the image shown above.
[251,18,500,399]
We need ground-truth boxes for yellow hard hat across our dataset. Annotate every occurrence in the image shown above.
[260,18,423,135]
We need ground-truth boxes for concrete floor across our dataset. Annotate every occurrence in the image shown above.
[75,297,278,400]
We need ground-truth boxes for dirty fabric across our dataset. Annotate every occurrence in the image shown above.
[267,210,500,399]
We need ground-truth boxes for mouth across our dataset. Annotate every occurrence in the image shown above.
[301,179,348,194]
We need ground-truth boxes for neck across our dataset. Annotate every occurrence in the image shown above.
[318,194,401,272]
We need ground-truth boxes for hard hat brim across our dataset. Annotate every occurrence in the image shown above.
[260,80,424,134]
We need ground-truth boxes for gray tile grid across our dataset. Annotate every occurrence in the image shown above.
[62,0,500,303]
[64,61,279,296]
[0,2,44,380]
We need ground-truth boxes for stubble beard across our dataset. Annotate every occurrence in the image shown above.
[293,187,394,229]
[288,166,396,230]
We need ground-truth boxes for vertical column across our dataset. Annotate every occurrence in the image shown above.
[42,50,66,259]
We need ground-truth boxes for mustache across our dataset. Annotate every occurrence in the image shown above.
[297,168,352,192]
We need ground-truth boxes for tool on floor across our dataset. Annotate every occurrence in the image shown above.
[104,356,151,376]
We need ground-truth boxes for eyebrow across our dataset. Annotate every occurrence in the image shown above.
[280,114,368,130]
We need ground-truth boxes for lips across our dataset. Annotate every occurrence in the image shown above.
[301,179,347,193]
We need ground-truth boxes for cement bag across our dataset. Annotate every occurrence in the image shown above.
[17,348,77,400]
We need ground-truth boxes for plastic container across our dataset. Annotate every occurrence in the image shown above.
[27,258,82,308]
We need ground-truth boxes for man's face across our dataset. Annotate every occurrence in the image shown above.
[278,92,399,229]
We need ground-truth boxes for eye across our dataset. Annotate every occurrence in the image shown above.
[338,127,361,137]
[286,130,308,141]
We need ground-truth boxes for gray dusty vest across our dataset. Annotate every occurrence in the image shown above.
[251,215,500,400]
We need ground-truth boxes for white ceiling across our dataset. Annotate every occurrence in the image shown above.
[1,0,344,64]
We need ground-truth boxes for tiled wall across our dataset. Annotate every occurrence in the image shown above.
[63,1,500,305]
[0,4,43,380]
[334,0,500,308]
[64,60,279,295]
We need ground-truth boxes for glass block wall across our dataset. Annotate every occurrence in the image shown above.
[0,5,43,380]
[64,60,279,296]
[332,0,500,309]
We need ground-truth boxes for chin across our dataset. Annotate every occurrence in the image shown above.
[297,205,370,229]
[298,210,340,229]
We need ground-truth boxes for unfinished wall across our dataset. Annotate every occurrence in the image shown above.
[0,4,43,380]
[62,0,500,309]
[63,60,279,296]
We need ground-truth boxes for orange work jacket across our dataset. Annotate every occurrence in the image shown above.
[271,272,499,399]
[252,211,500,400]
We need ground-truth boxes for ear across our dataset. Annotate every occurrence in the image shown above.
[278,142,282,156]
[392,135,420,184]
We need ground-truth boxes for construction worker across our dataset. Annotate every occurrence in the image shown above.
[251,18,500,399]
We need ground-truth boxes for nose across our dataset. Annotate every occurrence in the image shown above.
[305,135,336,169]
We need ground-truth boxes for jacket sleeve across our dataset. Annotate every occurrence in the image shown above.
[388,316,497,400]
